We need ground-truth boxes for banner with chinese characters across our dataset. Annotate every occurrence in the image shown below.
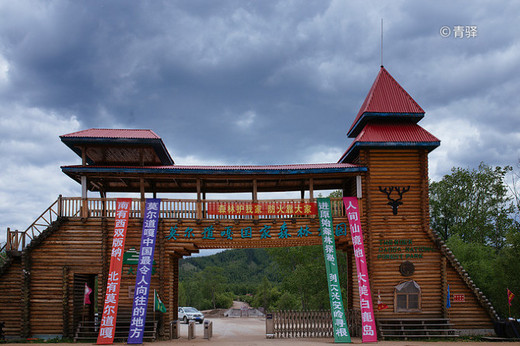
[127,198,161,344]
[97,198,132,344]
[207,201,317,216]
[343,197,377,343]
[317,197,351,343]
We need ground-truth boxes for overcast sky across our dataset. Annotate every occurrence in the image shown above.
[1,0,519,245]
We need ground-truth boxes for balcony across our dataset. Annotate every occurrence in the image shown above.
[3,196,350,252]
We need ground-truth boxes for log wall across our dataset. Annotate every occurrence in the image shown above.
[0,215,345,338]
[28,218,104,336]
[0,149,495,338]
[357,148,493,329]
[0,255,22,336]
[445,260,494,329]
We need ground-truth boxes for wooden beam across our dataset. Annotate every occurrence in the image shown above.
[356,175,362,199]
[81,176,87,199]
[81,146,87,166]
[309,178,314,200]
[252,179,258,202]
[139,148,144,166]
[196,179,202,219]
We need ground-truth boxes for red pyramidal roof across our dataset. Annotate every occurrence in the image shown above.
[347,67,425,138]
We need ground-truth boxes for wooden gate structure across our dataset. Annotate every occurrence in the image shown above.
[0,66,497,340]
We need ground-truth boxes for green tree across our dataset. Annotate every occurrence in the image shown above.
[430,162,520,318]
[198,266,227,309]
[253,276,279,311]
[267,245,348,310]
[430,163,515,251]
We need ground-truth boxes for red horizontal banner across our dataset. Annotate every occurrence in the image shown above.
[453,294,465,302]
[207,202,317,216]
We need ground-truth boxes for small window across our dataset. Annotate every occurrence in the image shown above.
[394,280,421,312]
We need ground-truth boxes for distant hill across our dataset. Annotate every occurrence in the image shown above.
[179,248,281,296]
[179,245,344,311]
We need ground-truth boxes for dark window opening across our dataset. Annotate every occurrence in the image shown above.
[394,280,421,312]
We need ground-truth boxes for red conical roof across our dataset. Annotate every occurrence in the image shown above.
[347,67,424,138]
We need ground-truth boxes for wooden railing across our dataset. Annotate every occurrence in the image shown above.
[2,196,348,252]
[3,198,60,251]
[59,197,347,219]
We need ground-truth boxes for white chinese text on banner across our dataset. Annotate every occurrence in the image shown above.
[343,197,377,343]
[97,198,132,344]
[317,197,351,343]
[127,198,161,344]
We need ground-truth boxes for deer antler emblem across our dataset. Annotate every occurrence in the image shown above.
[378,186,410,215]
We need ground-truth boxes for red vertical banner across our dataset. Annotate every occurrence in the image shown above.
[97,198,132,344]
[343,197,377,343]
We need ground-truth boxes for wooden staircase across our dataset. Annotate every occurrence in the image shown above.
[74,320,158,342]
[378,318,459,340]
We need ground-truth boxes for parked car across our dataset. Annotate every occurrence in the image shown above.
[178,307,204,324]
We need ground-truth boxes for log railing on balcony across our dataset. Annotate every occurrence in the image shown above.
[2,196,348,252]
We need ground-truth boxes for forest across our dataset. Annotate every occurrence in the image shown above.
[178,246,349,312]
[177,162,520,319]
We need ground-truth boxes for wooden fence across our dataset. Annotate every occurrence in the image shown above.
[267,309,361,338]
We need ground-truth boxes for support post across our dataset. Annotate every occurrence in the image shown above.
[80,147,88,218]
[81,176,88,218]
[356,175,362,199]
[196,179,202,219]
[140,177,145,216]
[253,179,258,220]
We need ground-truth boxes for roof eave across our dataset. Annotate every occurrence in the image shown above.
[59,136,175,165]
[60,165,368,176]
[340,140,441,163]
[347,112,424,138]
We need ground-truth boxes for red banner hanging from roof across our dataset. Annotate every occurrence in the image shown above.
[97,198,132,344]
[343,197,378,343]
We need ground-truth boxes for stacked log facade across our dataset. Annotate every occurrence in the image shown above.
[0,214,342,338]
[356,148,493,330]
[0,255,22,336]
[0,146,496,338]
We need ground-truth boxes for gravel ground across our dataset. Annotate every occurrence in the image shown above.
[167,317,516,346]
[3,317,519,345]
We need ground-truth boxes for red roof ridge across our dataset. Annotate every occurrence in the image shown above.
[61,128,160,139]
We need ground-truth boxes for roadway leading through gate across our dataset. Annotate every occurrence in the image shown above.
[176,317,333,345]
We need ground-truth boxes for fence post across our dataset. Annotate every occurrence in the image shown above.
[203,320,212,340]
[58,195,63,217]
[5,228,10,251]
[188,321,195,340]
[266,313,274,338]
[169,320,179,339]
